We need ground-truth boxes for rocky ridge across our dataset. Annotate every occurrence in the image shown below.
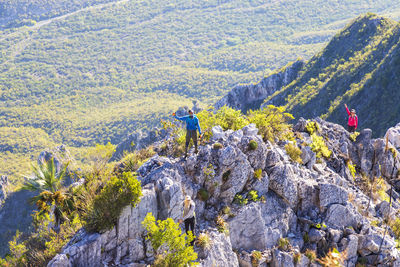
[49,118,400,267]
[215,60,305,113]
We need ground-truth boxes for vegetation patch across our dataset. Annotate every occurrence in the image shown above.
[198,188,210,202]
[310,133,332,158]
[248,140,258,151]
[254,168,262,180]
[285,142,303,164]
[305,121,319,135]
[84,172,142,233]
[142,214,197,267]
[213,142,223,150]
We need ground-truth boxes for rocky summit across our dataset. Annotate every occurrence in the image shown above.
[47,117,400,267]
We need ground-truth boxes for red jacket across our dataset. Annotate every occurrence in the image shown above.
[346,106,358,128]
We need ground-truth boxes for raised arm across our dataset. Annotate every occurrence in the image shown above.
[345,104,350,116]
[174,115,187,122]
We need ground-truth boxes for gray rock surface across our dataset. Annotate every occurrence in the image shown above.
[48,119,400,267]
[215,59,305,112]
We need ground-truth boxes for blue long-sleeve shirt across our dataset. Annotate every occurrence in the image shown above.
[174,115,201,135]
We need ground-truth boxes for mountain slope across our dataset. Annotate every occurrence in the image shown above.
[265,13,400,137]
[2,1,400,185]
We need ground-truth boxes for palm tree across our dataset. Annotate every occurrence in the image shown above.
[22,158,71,231]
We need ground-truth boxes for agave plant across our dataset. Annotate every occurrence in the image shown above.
[22,158,72,231]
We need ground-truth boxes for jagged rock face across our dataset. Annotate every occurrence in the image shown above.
[49,119,400,267]
[0,176,9,206]
[47,184,158,267]
[215,60,305,112]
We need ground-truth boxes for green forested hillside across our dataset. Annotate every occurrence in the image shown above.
[266,13,400,137]
[1,0,400,185]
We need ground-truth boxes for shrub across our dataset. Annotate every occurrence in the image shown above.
[234,193,248,206]
[196,233,211,249]
[349,131,360,142]
[198,188,209,201]
[293,252,302,264]
[248,140,258,150]
[317,248,345,267]
[142,214,197,267]
[247,105,294,142]
[303,232,309,243]
[84,172,142,232]
[310,133,332,158]
[118,146,155,173]
[305,121,319,135]
[348,161,356,178]
[285,142,303,164]
[213,142,223,150]
[278,237,290,251]
[215,215,229,235]
[254,168,262,180]
[222,170,231,182]
[221,206,234,217]
[389,218,400,239]
[305,249,317,262]
[251,250,262,266]
[247,190,259,202]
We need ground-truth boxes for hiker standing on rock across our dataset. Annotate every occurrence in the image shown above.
[179,195,196,237]
[345,104,358,133]
[172,109,202,157]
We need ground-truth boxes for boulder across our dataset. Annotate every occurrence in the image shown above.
[324,204,360,229]
[238,134,267,170]
[228,203,267,251]
[198,230,239,267]
[308,228,325,243]
[386,122,400,150]
[268,163,298,208]
[318,183,348,211]
[300,146,316,169]
[271,249,294,267]
[211,125,226,141]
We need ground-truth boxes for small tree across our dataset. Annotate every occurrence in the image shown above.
[142,213,197,267]
[22,158,71,230]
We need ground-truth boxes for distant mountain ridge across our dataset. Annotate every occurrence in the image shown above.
[219,13,400,137]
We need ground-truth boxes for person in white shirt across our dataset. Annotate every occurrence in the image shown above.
[179,195,196,235]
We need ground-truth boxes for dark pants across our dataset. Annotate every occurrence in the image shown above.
[185,130,198,153]
[347,125,356,133]
[184,216,195,235]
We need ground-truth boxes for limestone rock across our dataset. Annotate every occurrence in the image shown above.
[198,230,239,267]
[318,183,348,211]
[324,204,360,229]
[268,163,298,208]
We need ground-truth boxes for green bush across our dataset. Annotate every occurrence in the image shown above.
[222,170,231,182]
[251,250,262,266]
[197,188,209,202]
[248,140,258,150]
[196,233,211,249]
[254,168,262,180]
[234,194,248,206]
[310,133,332,158]
[142,214,197,267]
[247,105,294,142]
[285,142,303,164]
[84,172,142,233]
[213,142,223,150]
[349,131,360,142]
[215,215,229,235]
[247,190,259,202]
[305,121,319,135]
[278,237,290,251]
[347,161,356,178]
[118,146,155,173]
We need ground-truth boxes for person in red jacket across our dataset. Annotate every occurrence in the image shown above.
[344,104,358,132]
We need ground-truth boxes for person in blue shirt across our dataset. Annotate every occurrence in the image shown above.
[172,109,202,157]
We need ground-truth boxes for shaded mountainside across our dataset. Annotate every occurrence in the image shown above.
[266,14,400,137]
[49,118,400,266]
[219,13,400,137]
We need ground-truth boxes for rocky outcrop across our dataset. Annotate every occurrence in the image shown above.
[0,176,9,206]
[49,118,400,267]
[215,59,305,112]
